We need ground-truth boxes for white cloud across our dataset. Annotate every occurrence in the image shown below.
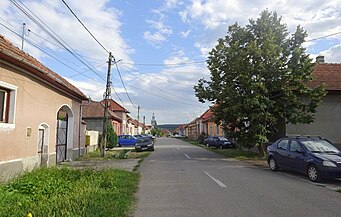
[0,0,134,74]
[180,30,191,38]
[143,31,166,45]
[143,3,174,47]
[321,44,341,63]
[180,0,341,62]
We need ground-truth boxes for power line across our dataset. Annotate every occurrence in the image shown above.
[120,60,206,67]
[128,84,200,107]
[0,22,105,81]
[114,63,137,108]
[306,31,341,42]
[10,0,106,81]
[61,0,109,54]
[119,64,197,87]
[111,88,125,107]
[28,28,104,64]
[118,64,199,103]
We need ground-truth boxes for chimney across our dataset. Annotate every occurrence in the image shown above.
[316,55,325,63]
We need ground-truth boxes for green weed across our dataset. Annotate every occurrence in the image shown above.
[0,167,139,217]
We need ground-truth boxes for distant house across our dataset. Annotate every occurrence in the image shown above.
[186,117,200,139]
[82,100,122,135]
[286,57,341,147]
[101,99,130,134]
[0,35,87,181]
[199,106,225,137]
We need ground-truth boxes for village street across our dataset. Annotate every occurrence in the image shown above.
[134,137,341,217]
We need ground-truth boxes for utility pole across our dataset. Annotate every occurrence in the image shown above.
[137,105,140,134]
[101,52,113,157]
[21,23,26,51]
[143,116,145,134]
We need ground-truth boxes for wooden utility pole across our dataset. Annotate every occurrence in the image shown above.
[101,52,113,157]
[137,105,140,134]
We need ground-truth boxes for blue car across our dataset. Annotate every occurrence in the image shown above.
[267,136,341,182]
[118,135,137,146]
[204,136,234,149]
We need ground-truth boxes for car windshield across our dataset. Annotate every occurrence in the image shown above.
[218,137,228,141]
[301,140,340,153]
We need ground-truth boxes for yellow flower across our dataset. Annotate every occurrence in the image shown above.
[27,213,32,217]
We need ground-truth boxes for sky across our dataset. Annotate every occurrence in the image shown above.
[0,0,341,125]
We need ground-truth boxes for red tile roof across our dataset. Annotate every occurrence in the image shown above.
[101,99,129,113]
[0,34,87,100]
[310,63,341,91]
[82,101,122,122]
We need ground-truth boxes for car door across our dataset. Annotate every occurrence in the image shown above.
[119,135,128,146]
[275,139,290,168]
[212,137,220,148]
[206,137,213,146]
[286,140,306,172]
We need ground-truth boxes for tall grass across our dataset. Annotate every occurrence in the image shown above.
[0,167,139,217]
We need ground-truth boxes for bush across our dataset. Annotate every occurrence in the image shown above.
[198,132,207,144]
[106,124,118,149]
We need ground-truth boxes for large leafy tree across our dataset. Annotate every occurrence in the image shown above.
[195,10,326,153]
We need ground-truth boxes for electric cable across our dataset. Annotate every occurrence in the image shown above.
[10,0,106,81]
[61,0,109,54]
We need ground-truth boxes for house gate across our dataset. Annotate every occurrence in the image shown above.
[56,117,68,163]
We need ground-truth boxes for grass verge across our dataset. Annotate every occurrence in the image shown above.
[337,189,341,193]
[182,138,265,160]
[0,167,139,217]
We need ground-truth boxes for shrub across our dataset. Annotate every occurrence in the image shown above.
[198,132,207,144]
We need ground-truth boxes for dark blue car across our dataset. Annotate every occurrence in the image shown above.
[118,135,137,146]
[204,136,234,149]
[267,136,341,182]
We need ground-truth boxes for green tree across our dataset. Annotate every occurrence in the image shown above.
[194,10,326,155]
[151,128,164,137]
[106,124,118,149]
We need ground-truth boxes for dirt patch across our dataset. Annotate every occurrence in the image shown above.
[60,159,139,171]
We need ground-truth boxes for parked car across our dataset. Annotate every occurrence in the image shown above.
[144,134,156,140]
[134,134,146,138]
[118,135,137,146]
[267,136,341,182]
[204,136,234,149]
[135,136,154,152]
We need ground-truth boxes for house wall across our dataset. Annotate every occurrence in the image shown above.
[0,62,85,181]
[83,118,104,133]
[187,124,198,139]
[286,93,341,148]
[207,122,225,137]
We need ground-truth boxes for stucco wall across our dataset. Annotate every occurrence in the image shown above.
[0,61,84,180]
[286,93,341,147]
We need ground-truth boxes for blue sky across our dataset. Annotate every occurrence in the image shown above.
[1,0,341,124]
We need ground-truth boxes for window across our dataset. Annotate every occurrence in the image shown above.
[216,124,219,135]
[277,139,289,150]
[289,140,302,152]
[0,81,17,128]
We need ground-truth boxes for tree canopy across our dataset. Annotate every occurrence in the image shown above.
[194,10,326,150]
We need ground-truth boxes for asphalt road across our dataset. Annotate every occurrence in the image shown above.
[134,137,341,217]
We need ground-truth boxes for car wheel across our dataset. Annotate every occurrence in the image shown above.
[219,145,223,149]
[268,157,279,171]
[307,164,321,182]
